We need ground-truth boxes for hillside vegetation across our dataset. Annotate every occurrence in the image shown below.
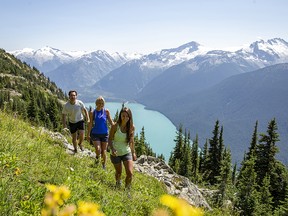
[0,48,66,131]
[0,111,169,215]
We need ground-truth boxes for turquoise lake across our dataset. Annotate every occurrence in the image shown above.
[85,102,177,161]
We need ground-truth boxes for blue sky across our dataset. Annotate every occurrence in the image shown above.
[1,0,287,54]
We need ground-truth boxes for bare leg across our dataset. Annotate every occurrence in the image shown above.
[113,163,122,187]
[71,132,78,152]
[101,142,108,168]
[123,160,133,189]
[78,130,84,150]
[94,140,101,158]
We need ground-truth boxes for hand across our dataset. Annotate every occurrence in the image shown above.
[132,152,137,161]
[111,148,117,156]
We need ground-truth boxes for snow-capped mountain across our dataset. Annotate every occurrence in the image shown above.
[10,46,143,95]
[46,50,130,94]
[90,41,209,100]
[10,46,84,73]
[9,38,288,102]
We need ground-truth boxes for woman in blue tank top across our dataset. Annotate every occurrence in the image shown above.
[87,96,114,169]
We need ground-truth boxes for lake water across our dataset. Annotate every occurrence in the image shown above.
[85,102,177,161]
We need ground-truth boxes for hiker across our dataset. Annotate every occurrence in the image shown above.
[87,96,114,169]
[62,90,90,153]
[108,106,137,189]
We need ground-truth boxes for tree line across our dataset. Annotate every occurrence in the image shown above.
[169,119,288,215]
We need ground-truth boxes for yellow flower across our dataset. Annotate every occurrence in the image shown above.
[46,184,70,206]
[160,195,204,216]
[15,167,21,175]
[46,184,58,193]
[77,201,105,216]
[59,205,76,216]
[44,193,57,208]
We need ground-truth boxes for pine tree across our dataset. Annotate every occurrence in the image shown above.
[191,134,200,182]
[169,124,184,170]
[199,139,209,178]
[216,147,232,207]
[247,121,258,161]
[235,156,260,216]
[254,175,273,216]
[180,130,192,178]
[206,120,222,184]
[255,118,279,185]
[48,98,60,130]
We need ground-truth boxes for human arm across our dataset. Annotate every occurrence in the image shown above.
[108,124,117,156]
[83,107,90,124]
[62,113,67,129]
[86,109,94,141]
[129,125,137,161]
[106,109,114,126]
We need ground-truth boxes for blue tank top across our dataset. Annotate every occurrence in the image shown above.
[91,109,108,134]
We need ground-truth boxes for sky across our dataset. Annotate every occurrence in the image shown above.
[1,0,287,54]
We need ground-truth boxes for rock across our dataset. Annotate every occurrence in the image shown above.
[134,155,212,210]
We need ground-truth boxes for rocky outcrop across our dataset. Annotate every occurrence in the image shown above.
[134,155,211,210]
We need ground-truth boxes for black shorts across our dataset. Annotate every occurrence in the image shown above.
[110,152,132,164]
[91,133,108,142]
[69,120,85,134]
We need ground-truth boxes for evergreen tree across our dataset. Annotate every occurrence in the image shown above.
[199,139,209,178]
[247,121,258,161]
[191,134,200,182]
[180,130,192,178]
[255,118,279,185]
[232,163,237,185]
[216,147,232,207]
[254,175,273,216]
[135,127,147,156]
[27,91,39,124]
[206,120,222,185]
[157,154,165,161]
[48,98,60,130]
[169,124,184,170]
[235,157,260,216]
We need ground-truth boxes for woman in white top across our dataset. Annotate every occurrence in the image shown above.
[108,106,137,189]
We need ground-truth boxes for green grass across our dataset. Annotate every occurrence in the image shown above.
[0,111,167,215]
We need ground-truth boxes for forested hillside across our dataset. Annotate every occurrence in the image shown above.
[0,48,66,130]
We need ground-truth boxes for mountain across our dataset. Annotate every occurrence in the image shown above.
[10,46,142,97]
[45,50,128,96]
[9,46,83,73]
[137,38,288,108]
[157,63,288,163]
[89,41,209,100]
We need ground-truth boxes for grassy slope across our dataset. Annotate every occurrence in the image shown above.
[0,111,167,216]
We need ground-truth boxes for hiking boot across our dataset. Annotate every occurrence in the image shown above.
[115,181,122,189]
[79,144,84,151]
[95,157,100,165]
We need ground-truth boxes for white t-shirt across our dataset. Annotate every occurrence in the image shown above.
[62,100,85,123]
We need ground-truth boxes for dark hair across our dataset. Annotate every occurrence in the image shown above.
[68,90,77,96]
[117,107,134,143]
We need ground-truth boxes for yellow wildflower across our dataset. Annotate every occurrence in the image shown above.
[77,201,105,216]
[45,184,70,206]
[160,195,204,216]
[15,167,21,175]
[58,204,76,216]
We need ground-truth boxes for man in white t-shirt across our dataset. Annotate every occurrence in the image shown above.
[62,90,90,153]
